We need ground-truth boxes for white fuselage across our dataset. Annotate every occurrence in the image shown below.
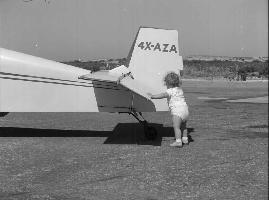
[0,48,149,112]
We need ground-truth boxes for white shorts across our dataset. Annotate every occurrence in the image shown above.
[170,105,189,121]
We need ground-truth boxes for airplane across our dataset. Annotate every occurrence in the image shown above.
[0,27,184,140]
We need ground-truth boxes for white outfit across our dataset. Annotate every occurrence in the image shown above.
[166,87,189,121]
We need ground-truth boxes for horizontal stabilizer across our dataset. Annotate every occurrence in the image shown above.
[79,71,119,83]
[79,70,169,111]
[79,65,131,83]
[120,78,152,101]
[79,70,151,101]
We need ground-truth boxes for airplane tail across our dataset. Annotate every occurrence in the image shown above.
[0,27,183,112]
[127,27,183,93]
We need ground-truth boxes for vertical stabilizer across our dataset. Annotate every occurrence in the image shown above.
[128,27,183,93]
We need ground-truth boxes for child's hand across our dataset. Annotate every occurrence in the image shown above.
[147,93,153,98]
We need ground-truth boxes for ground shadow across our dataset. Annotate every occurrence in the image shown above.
[0,112,9,117]
[0,127,110,137]
[104,124,194,146]
[0,124,195,146]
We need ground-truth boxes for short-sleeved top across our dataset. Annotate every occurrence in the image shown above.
[166,87,187,109]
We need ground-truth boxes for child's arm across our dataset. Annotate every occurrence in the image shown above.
[147,92,169,99]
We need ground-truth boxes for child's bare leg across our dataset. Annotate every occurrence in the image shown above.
[170,115,183,147]
[172,115,182,140]
[180,121,188,138]
[181,121,189,144]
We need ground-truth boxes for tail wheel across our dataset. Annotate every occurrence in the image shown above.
[144,126,157,140]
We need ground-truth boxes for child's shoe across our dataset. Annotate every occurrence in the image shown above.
[170,139,182,147]
[182,137,189,145]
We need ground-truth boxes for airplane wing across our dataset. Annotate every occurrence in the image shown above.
[79,70,157,112]
[79,71,150,100]
[79,69,168,112]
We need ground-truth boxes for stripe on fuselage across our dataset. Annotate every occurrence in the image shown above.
[0,71,127,91]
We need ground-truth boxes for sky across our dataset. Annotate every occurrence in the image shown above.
[0,0,268,61]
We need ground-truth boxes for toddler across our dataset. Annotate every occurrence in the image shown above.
[148,72,189,147]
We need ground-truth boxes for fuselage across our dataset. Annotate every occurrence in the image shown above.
[0,48,138,112]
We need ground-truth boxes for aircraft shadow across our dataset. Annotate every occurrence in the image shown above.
[0,123,194,146]
[0,112,9,117]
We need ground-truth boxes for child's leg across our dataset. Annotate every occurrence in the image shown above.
[180,121,188,138]
[170,115,183,147]
[180,121,189,144]
[172,115,182,141]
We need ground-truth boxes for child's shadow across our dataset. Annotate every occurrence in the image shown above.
[187,128,195,143]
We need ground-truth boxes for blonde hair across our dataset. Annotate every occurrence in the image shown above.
[164,72,182,87]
